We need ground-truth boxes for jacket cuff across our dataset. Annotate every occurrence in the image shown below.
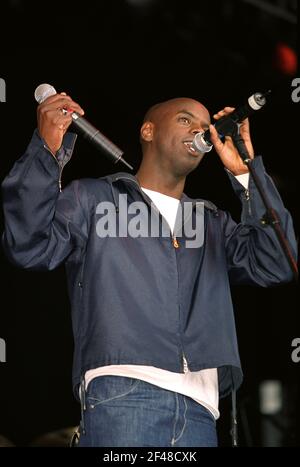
[33,128,77,158]
[226,156,264,194]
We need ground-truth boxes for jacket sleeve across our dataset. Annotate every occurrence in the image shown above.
[1,129,89,271]
[223,156,298,286]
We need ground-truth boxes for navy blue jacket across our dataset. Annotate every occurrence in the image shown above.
[1,130,297,399]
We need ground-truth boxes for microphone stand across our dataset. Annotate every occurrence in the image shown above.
[225,121,298,449]
[227,120,298,282]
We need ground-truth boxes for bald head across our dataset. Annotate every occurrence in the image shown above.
[143,97,209,125]
[140,97,210,150]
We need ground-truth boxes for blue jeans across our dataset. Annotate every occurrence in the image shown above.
[78,375,218,447]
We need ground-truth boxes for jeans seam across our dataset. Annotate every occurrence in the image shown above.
[171,393,180,446]
[173,396,188,445]
[88,378,141,408]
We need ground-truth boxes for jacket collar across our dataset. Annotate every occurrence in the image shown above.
[107,172,218,213]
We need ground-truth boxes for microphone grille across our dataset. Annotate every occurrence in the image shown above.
[34,83,57,104]
[248,92,266,111]
[192,132,213,153]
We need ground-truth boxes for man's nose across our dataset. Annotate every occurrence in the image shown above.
[191,125,203,135]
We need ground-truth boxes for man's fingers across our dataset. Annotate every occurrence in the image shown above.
[38,95,85,116]
[39,93,72,105]
[209,124,223,150]
[45,109,73,127]
[213,107,235,120]
[239,117,250,132]
[39,98,84,115]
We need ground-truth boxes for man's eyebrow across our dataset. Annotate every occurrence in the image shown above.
[176,109,210,127]
[176,109,196,119]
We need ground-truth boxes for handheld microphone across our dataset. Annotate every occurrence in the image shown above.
[192,91,271,153]
[34,84,133,170]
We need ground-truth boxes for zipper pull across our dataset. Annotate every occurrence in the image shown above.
[172,236,180,248]
[182,354,189,374]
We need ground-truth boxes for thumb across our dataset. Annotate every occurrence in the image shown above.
[209,124,223,152]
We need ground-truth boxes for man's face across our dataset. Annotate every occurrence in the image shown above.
[142,98,211,177]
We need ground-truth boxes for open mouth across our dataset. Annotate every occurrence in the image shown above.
[183,141,198,155]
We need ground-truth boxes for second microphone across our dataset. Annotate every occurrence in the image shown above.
[34,83,133,170]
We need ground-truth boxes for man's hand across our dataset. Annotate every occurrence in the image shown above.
[37,92,84,155]
[209,107,254,175]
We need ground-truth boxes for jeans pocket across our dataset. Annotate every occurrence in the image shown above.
[197,403,217,426]
[86,375,141,410]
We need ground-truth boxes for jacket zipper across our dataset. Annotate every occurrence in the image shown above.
[244,188,252,216]
[44,145,71,192]
[44,145,64,192]
[182,353,189,373]
[171,197,195,250]
[172,235,179,248]
[58,166,63,192]
[117,176,181,249]
[118,175,190,370]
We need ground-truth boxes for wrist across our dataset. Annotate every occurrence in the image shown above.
[231,168,249,176]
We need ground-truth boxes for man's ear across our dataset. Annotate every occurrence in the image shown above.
[140,121,153,143]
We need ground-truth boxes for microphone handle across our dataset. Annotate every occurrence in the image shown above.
[71,113,124,162]
[230,92,268,123]
[193,91,270,153]
[204,91,269,144]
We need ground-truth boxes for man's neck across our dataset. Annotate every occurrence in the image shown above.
[136,166,185,200]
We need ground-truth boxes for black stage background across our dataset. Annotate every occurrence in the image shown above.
[0,0,299,447]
